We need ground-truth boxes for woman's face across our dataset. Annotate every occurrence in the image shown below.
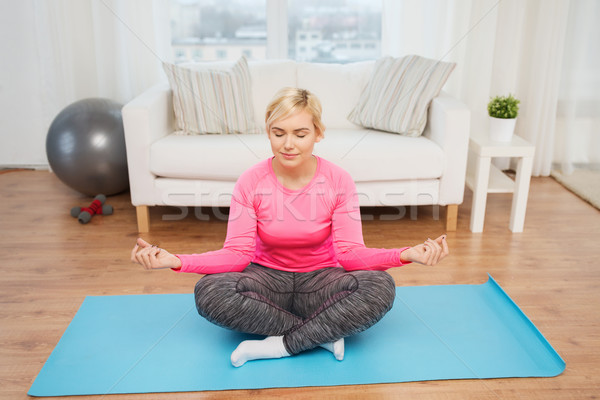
[267,109,323,171]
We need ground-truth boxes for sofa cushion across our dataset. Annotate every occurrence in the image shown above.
[150,130,443,182]
[248,60,298,127]
[150,133,273,181]
[348,55,455,137]
[313,130,444,182]
[162,57,259,135]
[296,61,374,130]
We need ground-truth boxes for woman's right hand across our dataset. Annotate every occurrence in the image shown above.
[130,238,182,270]
[400,234,449,266]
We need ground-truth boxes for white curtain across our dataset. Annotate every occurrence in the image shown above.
[554,0,600,174]
[382,0,592,177]
[33,0,172,130]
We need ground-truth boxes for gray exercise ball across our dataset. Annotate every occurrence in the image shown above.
[46,98,129,196]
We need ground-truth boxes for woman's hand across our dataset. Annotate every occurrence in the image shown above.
[400,235,449,266]
[130,238,182,270]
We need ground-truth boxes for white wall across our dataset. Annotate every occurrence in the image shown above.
[0,1,48,167]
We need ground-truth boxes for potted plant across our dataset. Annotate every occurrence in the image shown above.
[487,94,520,142]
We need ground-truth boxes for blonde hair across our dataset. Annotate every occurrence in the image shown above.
[265,87,326,136]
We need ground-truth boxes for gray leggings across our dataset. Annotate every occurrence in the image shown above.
[194,263,396,355]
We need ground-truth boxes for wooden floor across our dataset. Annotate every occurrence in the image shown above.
[1,170,599,399]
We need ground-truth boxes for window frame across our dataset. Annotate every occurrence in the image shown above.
[266,0,288,59]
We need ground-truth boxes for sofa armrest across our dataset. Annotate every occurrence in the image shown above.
[122,82,174,206]
[423,92,470,206]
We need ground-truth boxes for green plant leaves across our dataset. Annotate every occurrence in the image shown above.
[487,94,520,119]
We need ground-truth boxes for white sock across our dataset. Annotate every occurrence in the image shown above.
[230,335,290,367]
[319,338,345,361]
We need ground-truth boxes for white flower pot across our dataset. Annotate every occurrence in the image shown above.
[489,116,516,142]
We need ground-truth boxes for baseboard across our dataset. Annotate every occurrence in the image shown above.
[0,164,50,171]
[551,162,600,172]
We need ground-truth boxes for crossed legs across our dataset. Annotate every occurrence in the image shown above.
[194,263,396,366]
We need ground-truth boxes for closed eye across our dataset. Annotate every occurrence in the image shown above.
[271,128,310,138]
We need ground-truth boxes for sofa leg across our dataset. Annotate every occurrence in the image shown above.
[446,204,458,232]
[136,206,150,233]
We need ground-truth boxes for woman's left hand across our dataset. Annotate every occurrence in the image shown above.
[400,235,449,266]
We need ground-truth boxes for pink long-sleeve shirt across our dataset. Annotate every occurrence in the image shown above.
[176,156,410,274]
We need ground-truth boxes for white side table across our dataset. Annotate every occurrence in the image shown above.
[465,131,535,233]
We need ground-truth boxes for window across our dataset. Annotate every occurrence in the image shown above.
[216,49,228,59]
[288,0,381,63]
[169,0,381,63]
[170,0,266,63]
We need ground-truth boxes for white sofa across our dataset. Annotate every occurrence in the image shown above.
[122,59,470,232]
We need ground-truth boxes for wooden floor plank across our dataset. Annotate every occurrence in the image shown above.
[1,170,599,399]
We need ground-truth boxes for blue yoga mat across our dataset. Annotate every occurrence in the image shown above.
[29,275,564,396]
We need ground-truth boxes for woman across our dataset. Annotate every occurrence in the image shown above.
[131,87,449,367]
